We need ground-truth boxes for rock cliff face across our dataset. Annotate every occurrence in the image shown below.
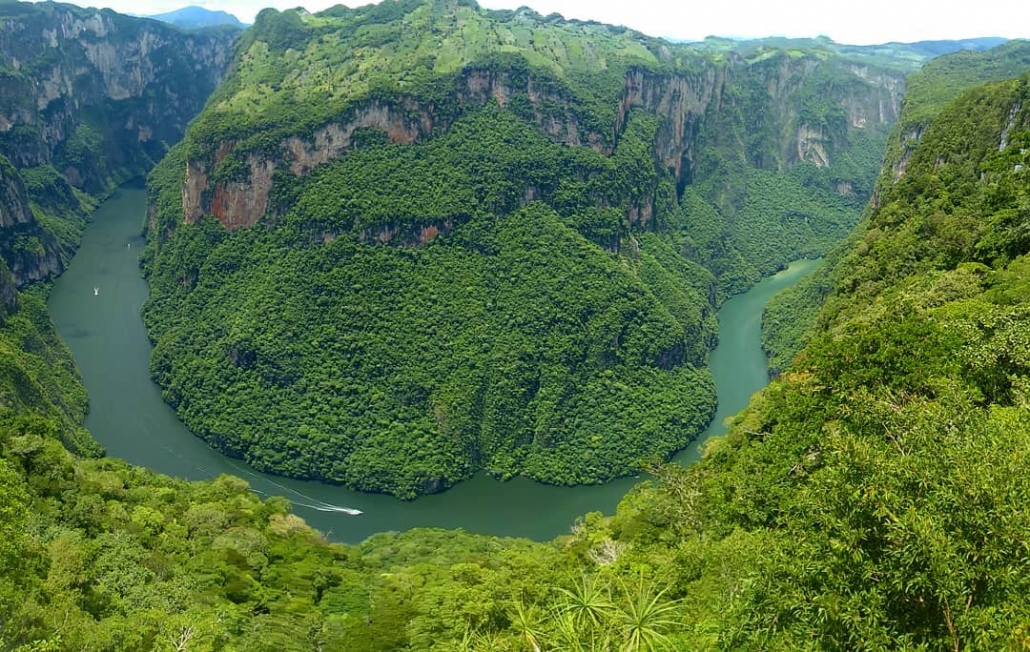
[0,1,237,285]
[0,155,63,284]
[874,40,1030,201]
[179,54,904,232]
[0,257,17,324]
[0,2,235,189]
[182,65,617,229]
[0,158,32,228]
[618,67,727,187]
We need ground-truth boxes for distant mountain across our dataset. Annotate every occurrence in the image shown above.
[146,5,245,29]
[689,35,1009,73]
[900,36,1008,57]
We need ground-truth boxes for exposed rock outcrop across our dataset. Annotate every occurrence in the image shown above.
[0,0,237,284]
[796,124,831,168]
[891,127,927,182]
[178,53,905,235]
[0,3,235,189]
[0,156,63,284]
[0,160,33,229]
[182,65,619,229]
[0,258,17,324]
[618,67,726,185]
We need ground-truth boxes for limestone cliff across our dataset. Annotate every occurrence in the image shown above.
[0,1,235,191]
[178,53,904,233]
[876,40,1030,197]
[0,0,237,285]
[181,65,615,229]
[0,155,63,284]
[0,257,17,324]
[618,66,726,188]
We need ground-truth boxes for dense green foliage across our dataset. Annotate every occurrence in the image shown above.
[0,288,404,649]
[186,0,668,158]
[283,65,1030,652]
[0,276,726,652]
[873,39,1030,196]
[146,107,718,498]
[146,0,900,496]
[764,39,1030,374]
[700,74,1030,647]
[0,287,94,457]
[308,69,1030,652]
[896,40,1030,139]
[761,243,838,375]
[6,3,1030,649]
[0,277,564,651]
[684,48,892,297]
[693,35,1009,73]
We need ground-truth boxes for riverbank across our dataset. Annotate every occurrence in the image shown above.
[48,186,820,543]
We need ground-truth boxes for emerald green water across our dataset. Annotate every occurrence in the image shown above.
[48,186,820,544]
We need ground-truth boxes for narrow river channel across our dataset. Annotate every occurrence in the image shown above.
[47,185,820,544]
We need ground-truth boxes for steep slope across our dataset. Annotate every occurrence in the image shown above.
[886,38,1030,181]
[329,72,1030,652]
[682,73,1030,649]
[0,0,237,285]
[0,269,94,456]
[164,3,901,288]
[764,38,1030,374]
[0,277,407,649]
[144,0,904,498]
[5,72,1030,650]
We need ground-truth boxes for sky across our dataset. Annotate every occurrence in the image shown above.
[31,0,1030,44]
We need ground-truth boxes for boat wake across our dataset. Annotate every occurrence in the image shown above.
[274,497,363,515]
[224,459,364,516]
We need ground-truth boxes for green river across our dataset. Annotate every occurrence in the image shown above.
[47,186,820,544]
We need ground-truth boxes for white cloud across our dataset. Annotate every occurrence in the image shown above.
[27,0,1030,43]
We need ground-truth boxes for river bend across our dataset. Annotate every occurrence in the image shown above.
[48,186,819,543]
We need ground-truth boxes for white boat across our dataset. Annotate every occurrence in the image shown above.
[316,505,363,515]
[93,287,99,296]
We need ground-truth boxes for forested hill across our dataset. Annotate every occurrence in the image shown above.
[886,39,1030,180]
[144,0,905,498]
[2,0,1030,645]
[684,73,1030,648]
[325,67,1030,651]
[0,0,237,286]
[4,69,1023,649]
[763,39,1030,373]
[691,34,1008,72]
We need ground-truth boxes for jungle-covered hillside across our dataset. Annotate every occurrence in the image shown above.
[144,0,904,497]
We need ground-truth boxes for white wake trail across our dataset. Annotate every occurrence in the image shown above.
[224,458,364,515]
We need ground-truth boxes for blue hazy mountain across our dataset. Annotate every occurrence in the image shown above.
[146,5,245,29]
